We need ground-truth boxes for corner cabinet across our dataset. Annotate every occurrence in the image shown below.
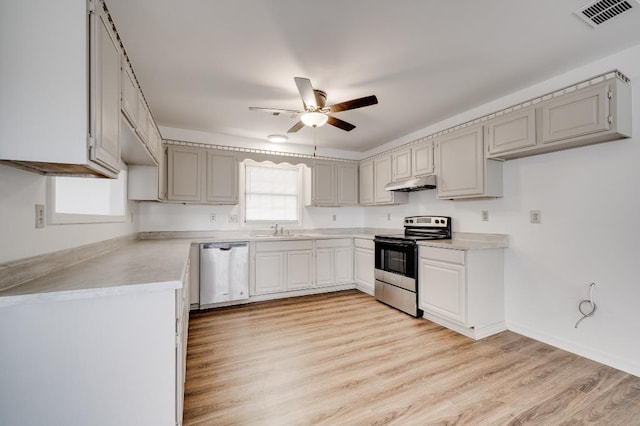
[359,160,375,204]
[166,145,239,204]
[418,245,505,340]
[0,0,121,177]
[435,125,503,200]
[309,161,358,206]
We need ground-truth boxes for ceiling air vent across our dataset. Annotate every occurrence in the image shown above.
[575,0,636,27]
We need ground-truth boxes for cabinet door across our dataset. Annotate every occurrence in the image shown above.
[412,140,434,176]
[315,248,334,287]
[91,7,121,174]
[354,248,375,291]
[419,259,466,324]
[359,161,374,205]
[121,61,138,126]
[206,152,238,204]
[542,83,610,144]
[158,145,167,200]
[374,156,393,203]
[334,247,353,284]
[436,126,484,198]
[254,252,285,294]
[337,163,358,205]
[312,162,336,205]
[136,93,149,144]
[287,250,314,290]
[392,148,412,181]
[486,108,536,155]
[167,146,202,202]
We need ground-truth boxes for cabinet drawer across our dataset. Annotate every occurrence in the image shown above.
[256,240,314,252]
[316,238,352,248]
[419,246,465,264]
[354,238,374,250]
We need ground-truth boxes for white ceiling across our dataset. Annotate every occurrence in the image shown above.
[107,0,640,153]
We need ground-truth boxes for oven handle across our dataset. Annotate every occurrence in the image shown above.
[374,238,415,248]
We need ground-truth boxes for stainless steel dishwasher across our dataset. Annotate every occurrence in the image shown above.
[199,242,249,306]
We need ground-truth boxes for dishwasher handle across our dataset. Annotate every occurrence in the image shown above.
[200,242,248,250]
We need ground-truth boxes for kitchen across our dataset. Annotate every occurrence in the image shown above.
[2,0,640,425]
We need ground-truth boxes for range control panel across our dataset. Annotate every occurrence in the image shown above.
[404,216,449,228]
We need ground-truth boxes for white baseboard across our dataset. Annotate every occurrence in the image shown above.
[422,312,506,340]
[355,283,374,296]
[508,321,640,378]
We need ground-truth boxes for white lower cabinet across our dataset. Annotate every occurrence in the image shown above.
[287,249,314,290]
[354,238,375,294]
[251,238,355,296]
[252,240,313,295]
[315,239,353,288]
[418,245,505,340]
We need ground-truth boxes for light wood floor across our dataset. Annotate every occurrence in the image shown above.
[183,290,640,425]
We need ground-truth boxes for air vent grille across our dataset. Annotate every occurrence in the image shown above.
[575,0,635,27]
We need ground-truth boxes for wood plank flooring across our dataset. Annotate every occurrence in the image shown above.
[183,290,640,425]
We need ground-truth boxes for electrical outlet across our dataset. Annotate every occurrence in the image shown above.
[35,204,45,228]
[481,210,489,221]
[228,214,238,223]
[209,213,216,222]
[530,210,541,224]
[387,213,391,221]
[332,214,336,222]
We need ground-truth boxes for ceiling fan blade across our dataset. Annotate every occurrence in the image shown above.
[249,106,302,117]
[327,116,356,132]
[329,95,378,113]
[287,121,305,133]
[294,77,317,110]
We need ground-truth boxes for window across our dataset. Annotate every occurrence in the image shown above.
[242,161,302,224]
[47,167,128,224]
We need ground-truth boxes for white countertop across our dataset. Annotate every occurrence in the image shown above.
[0,239,191,307]
[0,230,507,307]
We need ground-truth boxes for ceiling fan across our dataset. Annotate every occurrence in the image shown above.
[249,77,378,133]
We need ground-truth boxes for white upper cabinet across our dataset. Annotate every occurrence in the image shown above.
[435,125,503,200]
[0,0,121,177]
[205,151,238,204]
[167,146,202,202]
[487,75,631,160]
[121,62,138,126]
[336,163,359,205]
[311,162,336,205]
[373,155,408,205]
[309,161,358,206]
[391,148,412,181]
[486,108,537,157]
[412,140,434,177]
[359,160,374,205]
[90,5,122,174]
[166,146,238,204]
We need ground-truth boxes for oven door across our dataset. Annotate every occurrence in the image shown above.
[374,238,416,279]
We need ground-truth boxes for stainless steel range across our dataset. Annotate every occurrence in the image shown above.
[374,216,452,317]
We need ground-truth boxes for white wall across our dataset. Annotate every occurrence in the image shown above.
[360,44,640,376]
[0,164,137,264]
[138,201,364,232]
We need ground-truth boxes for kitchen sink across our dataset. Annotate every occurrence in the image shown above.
[252,233,311,238]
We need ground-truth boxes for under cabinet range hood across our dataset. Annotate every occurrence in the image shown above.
[384,175,436,192]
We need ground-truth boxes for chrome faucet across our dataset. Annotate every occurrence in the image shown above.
[271,224,279,235]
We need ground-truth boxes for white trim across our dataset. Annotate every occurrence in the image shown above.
[508,321,640,377]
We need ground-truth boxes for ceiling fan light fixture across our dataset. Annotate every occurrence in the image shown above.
[267,134,288,143]
[301,112,328,128]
